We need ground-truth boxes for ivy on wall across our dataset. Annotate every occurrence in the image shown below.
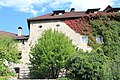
[86,14,120,79]
[89,13,120,59]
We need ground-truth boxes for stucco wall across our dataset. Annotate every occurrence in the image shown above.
[12,40,30,69]
[29,20,92,51]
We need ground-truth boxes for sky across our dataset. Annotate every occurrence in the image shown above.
[0,0,120,35]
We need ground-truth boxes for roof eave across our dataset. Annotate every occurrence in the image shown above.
[27,16,86,29]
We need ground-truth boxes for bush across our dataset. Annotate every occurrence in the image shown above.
[57,77,69,80]
[66,49,113,80]
[0,76,8,80]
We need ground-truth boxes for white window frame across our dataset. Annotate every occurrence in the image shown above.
[94,11,98,14]
[81,36,88,44]
[96,36,103,44]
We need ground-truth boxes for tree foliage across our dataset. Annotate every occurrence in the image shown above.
[29,29,77,79]
[0,35,19,76]
[67,49,113,80]
[29,14,120,80]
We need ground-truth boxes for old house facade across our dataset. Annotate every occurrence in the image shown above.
[0,5,120,78]
[27,5,120,52]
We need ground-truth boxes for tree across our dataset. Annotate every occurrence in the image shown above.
[0,35,19,76]
[29,29,77,79]
[66,49,112,80]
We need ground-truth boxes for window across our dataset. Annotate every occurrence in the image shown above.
[54,12,64,16]
[94,11,98,14]
[58,13,63,15]
[81,36,88,44]
[96,36,103,44]
[38,25,42,28]
[19,40,24,44]
[29,40,32,46]
[18,52,22,59]
[56,24,60,27]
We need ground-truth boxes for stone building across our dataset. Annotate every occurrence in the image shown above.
[0,5,120,78]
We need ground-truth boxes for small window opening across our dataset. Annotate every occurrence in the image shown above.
[56,24,60,27]
[19,40,24,44]
[38,25,42,28]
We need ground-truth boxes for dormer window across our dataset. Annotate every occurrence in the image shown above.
[94,11,98,14]
[52,10,65,16]
[86,8,100,14]
[103,5,120,13]
[58,13,63,15]
[103,5,112,12]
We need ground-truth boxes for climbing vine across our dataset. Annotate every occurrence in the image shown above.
[88,14,120,79]
[89,14,120,58]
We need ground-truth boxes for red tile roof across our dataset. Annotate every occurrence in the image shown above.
[86,8,100,14]
[0,31,17,38]
[27,11,116,22]
[27,6,119,35]
[28,12,88,21]
[16,36,29,40]
[63,18,92,35]
[0,31,29,40]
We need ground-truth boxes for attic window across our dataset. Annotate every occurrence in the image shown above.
[59,13,63,15]
[38,25,42,28]
[103,5,112,12]
[86,8,100,14]
[53,10,65,16]
[55,13,63,16]
[94,11,98,14]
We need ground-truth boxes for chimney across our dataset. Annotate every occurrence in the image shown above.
[70,8,75,12]
[18,27,22,36]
